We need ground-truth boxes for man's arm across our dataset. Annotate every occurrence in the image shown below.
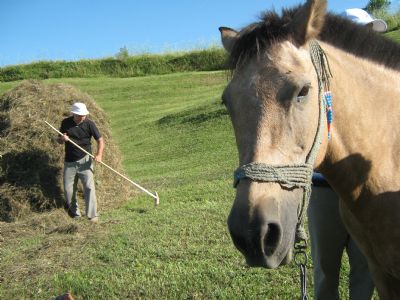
[94,137,104,162]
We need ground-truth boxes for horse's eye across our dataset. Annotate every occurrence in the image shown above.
[298,85,310,97]
[296,85,310,102]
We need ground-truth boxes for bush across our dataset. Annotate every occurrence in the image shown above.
[115,46,130,61]
[365,0,391,12]
[372,8,400,31]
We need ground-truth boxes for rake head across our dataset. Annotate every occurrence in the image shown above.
[154,192,160,206]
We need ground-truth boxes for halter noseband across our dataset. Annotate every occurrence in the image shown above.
[233,40,333,244]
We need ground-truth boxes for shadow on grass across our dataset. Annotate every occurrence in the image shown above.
[157,103,228,127]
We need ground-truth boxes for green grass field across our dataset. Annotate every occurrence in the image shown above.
[0,71,365,299]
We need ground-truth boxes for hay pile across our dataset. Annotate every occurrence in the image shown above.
[0,80,132,222]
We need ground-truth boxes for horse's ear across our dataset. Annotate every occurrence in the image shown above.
[219,27,238,53]
[290,0,327,46]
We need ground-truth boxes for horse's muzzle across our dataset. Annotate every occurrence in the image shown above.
[228,207,291,268]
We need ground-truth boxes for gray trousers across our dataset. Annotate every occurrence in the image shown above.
[63,155,98,219]
[307,186,374,300]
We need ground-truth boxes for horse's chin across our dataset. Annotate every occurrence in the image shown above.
[280,247,293,265]
[245,246,294,269]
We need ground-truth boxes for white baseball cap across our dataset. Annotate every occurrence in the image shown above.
[70,102,89,115]
[342,8,388,32]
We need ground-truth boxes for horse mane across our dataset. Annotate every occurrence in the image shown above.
[228,6,400,71]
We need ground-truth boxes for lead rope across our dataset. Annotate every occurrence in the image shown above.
[296,40,332,300]
[295,40,332,300]
[233,40,332,300]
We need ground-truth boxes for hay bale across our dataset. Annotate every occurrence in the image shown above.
[0,80,132,222]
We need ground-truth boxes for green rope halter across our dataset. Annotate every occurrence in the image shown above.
[233,40,332,244]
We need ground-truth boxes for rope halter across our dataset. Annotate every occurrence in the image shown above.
[233,40,333,245]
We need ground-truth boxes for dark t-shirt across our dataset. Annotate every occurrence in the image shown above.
[60,116,102,162]
[312,172,330,187]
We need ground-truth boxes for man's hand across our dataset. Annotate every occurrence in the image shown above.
[94,154,102,162]
[57,133,70,144]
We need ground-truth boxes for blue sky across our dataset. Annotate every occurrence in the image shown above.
[0,0,393,67]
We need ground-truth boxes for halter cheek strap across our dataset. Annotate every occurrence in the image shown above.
[233,40,333,244]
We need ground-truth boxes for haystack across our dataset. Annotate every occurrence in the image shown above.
[0,80,132,222]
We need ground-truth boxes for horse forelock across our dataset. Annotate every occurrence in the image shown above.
[228,7,300,70]
[228,6,400,72]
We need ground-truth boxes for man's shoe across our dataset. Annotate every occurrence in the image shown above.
[89,216,99,223]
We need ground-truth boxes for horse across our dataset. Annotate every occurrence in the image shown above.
[219,0,400,298]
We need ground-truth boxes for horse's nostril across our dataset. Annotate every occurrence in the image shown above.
[263,223,281,256]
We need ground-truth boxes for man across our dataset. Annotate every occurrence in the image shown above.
[342,8,388,32]
[57,102,104,222]
[307,9,387,299]
[308,173,374,300]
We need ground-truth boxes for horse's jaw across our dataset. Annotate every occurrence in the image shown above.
[227,186,300,268]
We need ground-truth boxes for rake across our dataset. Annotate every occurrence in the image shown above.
[45,120,160,206]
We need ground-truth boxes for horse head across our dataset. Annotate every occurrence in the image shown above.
[220,0,328,268]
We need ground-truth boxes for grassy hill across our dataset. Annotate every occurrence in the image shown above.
[0,48,227,82]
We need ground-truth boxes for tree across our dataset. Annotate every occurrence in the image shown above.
[115,46,129,61]
[365,0,391,13]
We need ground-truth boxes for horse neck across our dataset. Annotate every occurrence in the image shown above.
[318,42,400,198]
